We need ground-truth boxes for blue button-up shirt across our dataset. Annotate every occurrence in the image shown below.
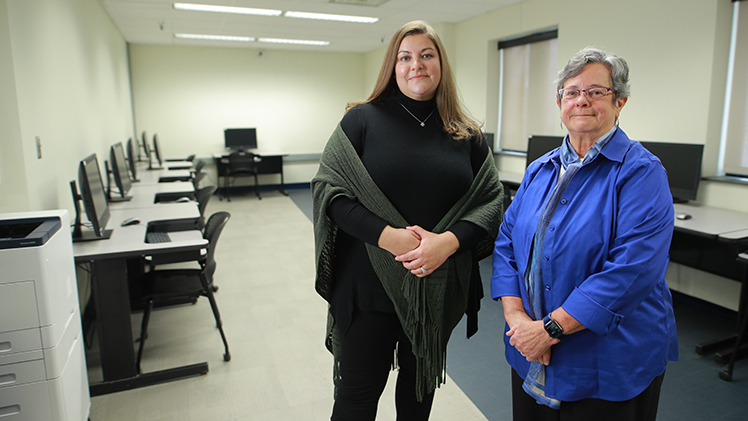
[492,128,678,402]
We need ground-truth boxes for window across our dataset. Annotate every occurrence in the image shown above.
[720,0,748,177]
[497,30,559,152]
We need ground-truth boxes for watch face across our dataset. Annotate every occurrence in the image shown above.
[544,316,564,339]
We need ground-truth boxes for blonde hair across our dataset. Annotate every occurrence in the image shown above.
[346,20,482,141]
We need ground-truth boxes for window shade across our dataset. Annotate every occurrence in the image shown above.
[722,1,748,176]
[497,31,558,152]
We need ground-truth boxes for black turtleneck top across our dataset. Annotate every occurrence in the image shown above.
[326,90,488,333]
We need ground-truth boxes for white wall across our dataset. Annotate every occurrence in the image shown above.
[0,0,743,309]
[449,0,743,310]
[0,0,133,215]
[129,44,367,184]
[0,1,28,212]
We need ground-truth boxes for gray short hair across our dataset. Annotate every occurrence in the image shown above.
[555,47,630,102]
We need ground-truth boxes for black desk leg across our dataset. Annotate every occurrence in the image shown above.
[720,310,748,381]
[719,257,748,381]
[88,257,211,396]
[89,363,209,396]
[91,258,138,381]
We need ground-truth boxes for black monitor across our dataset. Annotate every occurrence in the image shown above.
[526,135,564,168]
[148,133,164,170]
[140,131,150,161]
[483,132,495,152]
[126,137,139,182]
[71,153,112,242]
[108,142,133,202]
[153,133,163,167]
[224,128,257,151]
[640,141,704,203]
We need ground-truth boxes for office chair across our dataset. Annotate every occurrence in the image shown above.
[192,159,205,175]
[131,211,232,372]
[192,171,207,191]
[195,185,217,231]
[223,151,261,201]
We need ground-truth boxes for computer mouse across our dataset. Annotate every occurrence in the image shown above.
[675,213,692,221]
[175,197,191,203]
[121,217,140,226]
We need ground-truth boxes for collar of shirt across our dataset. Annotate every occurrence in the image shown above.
[560,125,618,170]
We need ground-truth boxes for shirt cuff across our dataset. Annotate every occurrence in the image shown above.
[563,287,624,336]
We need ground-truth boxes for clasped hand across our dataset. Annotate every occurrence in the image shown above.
[506,319,558,366]
[378,225,459,278]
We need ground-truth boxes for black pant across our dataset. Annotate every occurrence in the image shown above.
[331,311,435,421]
[511,369,665,421]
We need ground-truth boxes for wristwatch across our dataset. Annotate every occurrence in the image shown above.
[543,313,565,339]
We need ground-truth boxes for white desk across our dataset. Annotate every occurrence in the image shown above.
[673,203,748,238]
[112,182,195,209]
[73,204,207,396]
[135,163,193,184]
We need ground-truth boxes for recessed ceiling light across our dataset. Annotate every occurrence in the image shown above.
[257,37,330,46]
[284,11,379,24]
[173,3,282,16]
[174,33,255,42]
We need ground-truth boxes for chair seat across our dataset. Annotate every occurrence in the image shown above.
[131,269,206,301]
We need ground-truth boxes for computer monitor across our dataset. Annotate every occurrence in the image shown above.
[71,153,112,242]
[153,133,163,167]
[108,142,133,201]
[483,132,495,152]
[526,135,564,168]
[640,141,704,203]
[126,137,139,182]
[224,128,258,151]
[140,131,150,161]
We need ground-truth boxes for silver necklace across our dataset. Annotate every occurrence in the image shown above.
[400,103,436,127]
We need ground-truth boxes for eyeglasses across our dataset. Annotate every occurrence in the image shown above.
[558,87,615,101]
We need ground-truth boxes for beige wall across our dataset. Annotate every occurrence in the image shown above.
[0,1,28,212]
[454,0,744,209]
[0,0,744,308]
[129,44,366,184]
[0,0,133,215]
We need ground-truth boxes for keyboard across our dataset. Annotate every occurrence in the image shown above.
[146,231,171,243]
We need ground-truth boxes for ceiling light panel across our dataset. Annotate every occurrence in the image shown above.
[258,38,330,46]
[173,3,282,16]
[284,11,379,24]
[329,0,390,5]
[174,33,255,42]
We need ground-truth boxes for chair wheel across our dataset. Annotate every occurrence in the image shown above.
[224,352,231,362]
[719,370,733,381]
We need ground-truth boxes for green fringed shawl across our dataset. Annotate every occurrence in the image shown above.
[312,124,504,400]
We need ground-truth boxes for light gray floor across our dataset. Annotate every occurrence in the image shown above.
[87,191,489,420]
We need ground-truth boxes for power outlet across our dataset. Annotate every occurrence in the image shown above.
[35,136,42,159]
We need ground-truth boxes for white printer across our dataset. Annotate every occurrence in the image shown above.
[0,210,90,421]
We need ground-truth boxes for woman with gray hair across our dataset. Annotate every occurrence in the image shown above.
[492,46,677,420]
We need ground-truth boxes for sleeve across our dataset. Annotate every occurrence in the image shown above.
[324,105,389,246]
[326,196,388,246]
[490,185,523,300]
[562,156,675,336]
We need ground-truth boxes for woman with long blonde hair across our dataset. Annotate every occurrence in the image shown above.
[313,20,503,420]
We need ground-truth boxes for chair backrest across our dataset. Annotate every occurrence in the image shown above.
[227,151,258,173]
[202,211,231,281]
[196,185,217,217]
[186,154,196,162]
[193,159,205,174]
[192,171,207,190]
